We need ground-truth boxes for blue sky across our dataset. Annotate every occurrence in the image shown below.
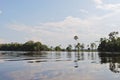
[1,0,120,47]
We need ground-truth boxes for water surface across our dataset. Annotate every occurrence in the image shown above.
[0,51,120,80]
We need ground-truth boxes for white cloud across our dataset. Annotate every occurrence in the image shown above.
[97,3,120,12]
[93,0,120,12]
[10,16,93,34]
[80,9,88,14]
[4,0,120,48]
[9,16,105,47]
[93,0,103,5]
[9,1,120,47]
[0,38,7,43]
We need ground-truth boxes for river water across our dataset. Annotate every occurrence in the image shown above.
[0,51,120,80]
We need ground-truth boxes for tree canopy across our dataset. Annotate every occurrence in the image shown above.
[0,40,50,51]
[98,31,120,52]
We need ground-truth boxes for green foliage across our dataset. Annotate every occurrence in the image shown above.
[98,31,120,52]
[66,44,72,51]
[23,40,34,51]
[74,35,80,52]
[33,42,42,51]
[81,43,85,51]
[90,43,96,51]
[74,35,78,41]
[0,40,50,51]
[76,43,81,52]
[54,46,61,51]
[108,31,118,40]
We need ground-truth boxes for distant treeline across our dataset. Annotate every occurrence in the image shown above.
[1,31,119,52]
[98,31,120,52]
[0,40,73,51]
[0,36,98,52]
[0,41,49,51]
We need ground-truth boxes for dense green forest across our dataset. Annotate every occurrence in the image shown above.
[98,31,120,52]
[0,41,50,51]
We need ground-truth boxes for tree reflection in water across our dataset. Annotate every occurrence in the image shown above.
[2,51,120,73]
[99,52,120,73]
[25,51,120,73]
[74,52,85,68]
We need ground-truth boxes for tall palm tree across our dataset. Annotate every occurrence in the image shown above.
[66,44,72,51]
[74,35,79,51]
[90,43,96,51]
[81,43,84,51]
[76,43,81,52]
[74,35,78,41]
[109,31,119,40]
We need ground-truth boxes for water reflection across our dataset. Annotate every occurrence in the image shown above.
[99,52,120,73]
[0,51,100,64]
[0,51,120,80]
